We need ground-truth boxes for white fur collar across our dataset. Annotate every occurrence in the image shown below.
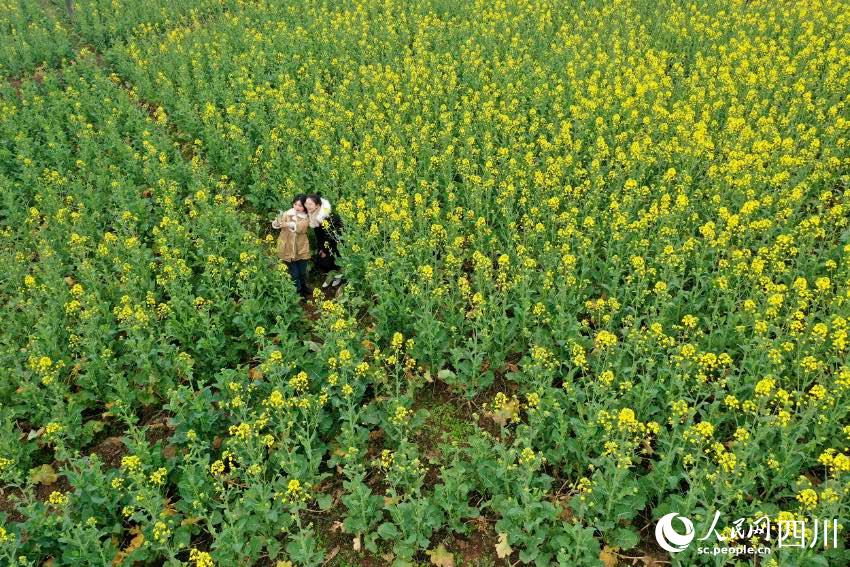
[286,207,307,218]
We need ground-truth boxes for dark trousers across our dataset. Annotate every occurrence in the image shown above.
[286,259,308,296]
[314,251,339,273]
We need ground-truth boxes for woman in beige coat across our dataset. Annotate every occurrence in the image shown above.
[272,195,311,299]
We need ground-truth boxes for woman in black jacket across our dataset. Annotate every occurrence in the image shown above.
[304,193,344,288]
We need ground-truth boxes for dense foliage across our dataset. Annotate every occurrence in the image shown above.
[1,1,849,565]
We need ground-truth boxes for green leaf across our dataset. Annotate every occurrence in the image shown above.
[316,492,333,511]
[377,522,399,540]
[173,525,192,549]
[437,369,456,382]
[607,526,639,551]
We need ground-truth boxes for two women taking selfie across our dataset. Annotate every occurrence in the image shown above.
[272,193,343,301]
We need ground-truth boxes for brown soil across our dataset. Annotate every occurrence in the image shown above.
[422,521,499,566]
[0,488,25,523]
[35,472,72,502]
[90,436,127,468]
[7,77,22,96]
[144,415,175,446]
[313,511,387,566]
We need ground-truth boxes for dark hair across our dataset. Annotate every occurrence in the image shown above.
[305,193,323,206]
[292,194,306,207]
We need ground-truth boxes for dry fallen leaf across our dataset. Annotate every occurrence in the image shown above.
[487,397,520,427]
[112,527,144,565]
[29,464,58,485]
[161,499,177,517]
[495,532,512,559]
[599,545,618,567]
[552,494,575,521]
[325,546,340,563]
[26,427,44,441]
[352,535,361,551]
[426,544,456,567]
[635,551,667,566]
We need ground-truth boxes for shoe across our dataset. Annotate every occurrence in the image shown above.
[332,276,343,287]
[322,279,331,289]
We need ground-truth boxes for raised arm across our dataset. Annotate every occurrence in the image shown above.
[293,216,309,234]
